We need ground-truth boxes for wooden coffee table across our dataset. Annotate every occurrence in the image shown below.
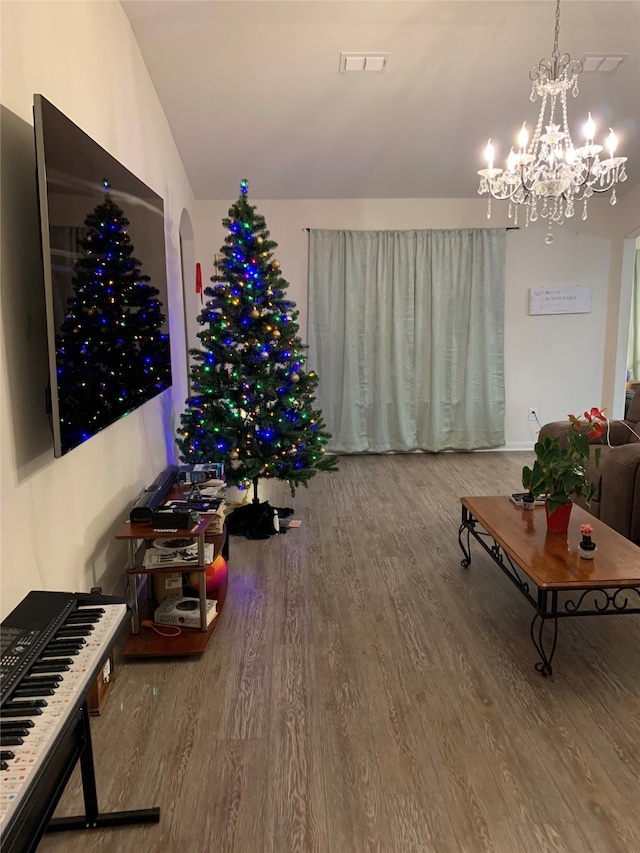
[458,496,640,676]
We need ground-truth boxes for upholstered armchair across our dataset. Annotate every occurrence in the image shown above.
[538,388,640,544]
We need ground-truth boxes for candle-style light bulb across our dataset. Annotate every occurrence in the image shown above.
[584,113,596,143]
[484,139,495,170]
[565,145,576,165]
[517,122,529,151]
[507,147,517,172]
[606,128,618,158]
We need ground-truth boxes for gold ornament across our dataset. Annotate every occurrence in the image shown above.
[291,373,300,383]
[273,329,281,338]
[251,308,260,319]
[256,236,263,245]
[230,449,239,460]
[273,259,281,269]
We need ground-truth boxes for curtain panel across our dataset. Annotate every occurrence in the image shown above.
[308,228,505,453]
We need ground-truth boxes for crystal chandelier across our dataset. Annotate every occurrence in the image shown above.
[478,0,627,241]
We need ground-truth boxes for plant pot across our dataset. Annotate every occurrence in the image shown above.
[579,544,597,560]
[545,501,573,533]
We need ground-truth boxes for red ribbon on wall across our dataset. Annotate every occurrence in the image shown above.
[195,262,203,303]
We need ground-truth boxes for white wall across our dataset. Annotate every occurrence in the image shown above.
[0,0,194,618]
[192,191,639,450]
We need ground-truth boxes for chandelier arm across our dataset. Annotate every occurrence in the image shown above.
[484,183,527,203]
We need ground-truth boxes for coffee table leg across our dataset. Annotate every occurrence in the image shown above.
[458,506,472,567]
[529,590,558,677]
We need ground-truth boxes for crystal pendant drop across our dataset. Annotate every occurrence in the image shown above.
[545,231,554,245]
[610,189,617,206]
[582,200,588,221]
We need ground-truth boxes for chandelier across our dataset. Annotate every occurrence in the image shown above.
[478,0,627,241]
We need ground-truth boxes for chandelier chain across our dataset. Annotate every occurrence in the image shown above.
[552,0,561,64]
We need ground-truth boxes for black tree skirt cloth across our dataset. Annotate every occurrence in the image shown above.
[226,502,294,539]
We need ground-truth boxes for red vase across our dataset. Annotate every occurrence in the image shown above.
[545,501,573,533]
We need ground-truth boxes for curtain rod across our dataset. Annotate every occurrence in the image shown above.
[302,227,519,232]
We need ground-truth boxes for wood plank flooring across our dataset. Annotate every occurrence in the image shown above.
[38,452,640,853]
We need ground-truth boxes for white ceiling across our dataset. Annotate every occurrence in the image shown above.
[121,0,640,200]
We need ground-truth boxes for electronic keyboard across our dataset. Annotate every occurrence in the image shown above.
[0,590,159,852]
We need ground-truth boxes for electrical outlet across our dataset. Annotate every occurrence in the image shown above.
[528,407,538,422]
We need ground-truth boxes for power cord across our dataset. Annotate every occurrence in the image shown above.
[141,619,182,637]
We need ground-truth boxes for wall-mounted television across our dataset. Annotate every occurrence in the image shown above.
[33,94,172,457]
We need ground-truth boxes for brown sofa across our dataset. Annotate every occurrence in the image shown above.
[538,388,640,544]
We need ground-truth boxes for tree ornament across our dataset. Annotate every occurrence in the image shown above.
[273,329,281,338]
[230,449,239,460]
[273,259,281,269]
[291,373,300,383]
[256,236,263,245]
[251,308,260,319]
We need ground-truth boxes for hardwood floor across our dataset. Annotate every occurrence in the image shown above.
[39,452,640,853]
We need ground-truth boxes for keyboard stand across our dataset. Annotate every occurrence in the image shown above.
[46,702,160,835]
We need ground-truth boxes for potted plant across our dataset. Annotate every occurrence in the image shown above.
[579,523,597,559]
[522,408,605,532]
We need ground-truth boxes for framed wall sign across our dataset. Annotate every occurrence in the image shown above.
[528,286,592,315]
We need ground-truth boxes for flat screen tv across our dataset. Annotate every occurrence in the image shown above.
[33,94,172,457]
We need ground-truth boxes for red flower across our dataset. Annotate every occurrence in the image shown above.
[580,523,594,536]
[587,421,605,439]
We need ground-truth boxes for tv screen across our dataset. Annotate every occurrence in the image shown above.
[33,94,172,457]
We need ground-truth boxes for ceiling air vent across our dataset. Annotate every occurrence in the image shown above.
[339,53,389,73]
[581,54,628,74]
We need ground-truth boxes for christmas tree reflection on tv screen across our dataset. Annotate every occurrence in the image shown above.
[55,182,171,454]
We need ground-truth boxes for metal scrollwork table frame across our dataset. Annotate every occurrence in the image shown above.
[458,497,640,677]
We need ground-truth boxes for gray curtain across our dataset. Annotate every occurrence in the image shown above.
[308,228,505,453]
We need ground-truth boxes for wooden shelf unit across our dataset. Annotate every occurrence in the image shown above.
[115,485,227,658]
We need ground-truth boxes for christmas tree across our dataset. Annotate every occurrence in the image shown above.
[177,179,337,498]
[56,181,171,453]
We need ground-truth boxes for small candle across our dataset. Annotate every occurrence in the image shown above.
[584,113,596,144]
[517,122,529,151]
[484,139,495,171]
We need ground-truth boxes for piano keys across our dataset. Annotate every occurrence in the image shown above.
[0,591,160,853]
